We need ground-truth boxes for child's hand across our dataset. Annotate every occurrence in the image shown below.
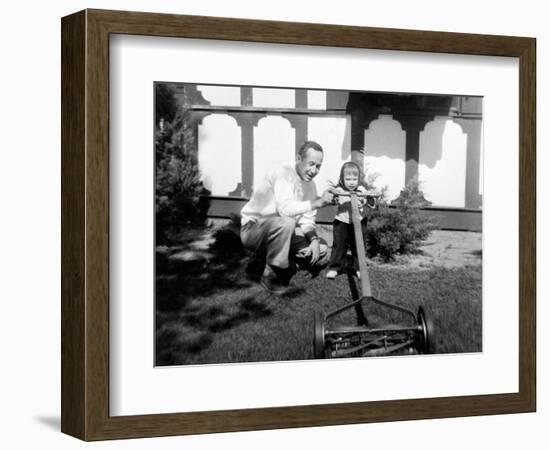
[338,196,350,205]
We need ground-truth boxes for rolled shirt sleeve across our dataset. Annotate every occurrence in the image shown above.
[297,208,317,233]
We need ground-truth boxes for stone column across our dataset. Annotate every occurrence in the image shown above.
[454,117,482,208]
[393,114,434,186]
[282,114,307,157]
[350,109,379,170]
[232,113,264,197]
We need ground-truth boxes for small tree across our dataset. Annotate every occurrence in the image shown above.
[155,84,205,244]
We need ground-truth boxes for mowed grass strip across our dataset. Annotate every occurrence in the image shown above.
[155,250,482,366]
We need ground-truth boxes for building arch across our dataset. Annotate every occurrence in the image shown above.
[363,114,406,201]
[253,116,295,188]
[418,117,467,207]
[198,114,242,196]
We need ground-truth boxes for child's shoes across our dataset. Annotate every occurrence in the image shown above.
[325,270,337,280]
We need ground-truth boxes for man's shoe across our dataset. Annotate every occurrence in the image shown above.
[261,265,291,295]
[245,256,265,281]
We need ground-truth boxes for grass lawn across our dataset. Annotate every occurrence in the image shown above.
[155,228,482,366]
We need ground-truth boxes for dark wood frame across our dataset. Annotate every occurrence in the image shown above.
[61,9,536,441]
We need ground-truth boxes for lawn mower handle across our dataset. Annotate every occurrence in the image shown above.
[329,188,380,198]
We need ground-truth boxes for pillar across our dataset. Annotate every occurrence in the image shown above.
[282,114,307,157]
[232,113,264,197]
[454,117,482,208]
[350,109,380,170]
[394,115,434,186]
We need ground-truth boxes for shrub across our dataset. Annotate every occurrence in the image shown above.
[365,178,438,261]
[155,83,206,244]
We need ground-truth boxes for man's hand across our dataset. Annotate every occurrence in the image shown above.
[300,239,321,265]
[321,190,334,206]
[311,190,334,210]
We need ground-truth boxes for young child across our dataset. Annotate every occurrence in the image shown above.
[326,161,374,280]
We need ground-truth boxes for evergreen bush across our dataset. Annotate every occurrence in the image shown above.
[365,177,438,261]
[155,83,206,244]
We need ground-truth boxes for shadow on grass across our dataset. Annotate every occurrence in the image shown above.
[155,226,310,366]
[156,293,274,363]
[156,250,250,312]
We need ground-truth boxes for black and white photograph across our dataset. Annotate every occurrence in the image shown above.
[154,82,483,366]
[3,0,544,448]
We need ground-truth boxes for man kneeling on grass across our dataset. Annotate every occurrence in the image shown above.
[240,141,334,295]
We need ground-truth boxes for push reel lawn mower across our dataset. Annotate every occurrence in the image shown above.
[313,190,435,358]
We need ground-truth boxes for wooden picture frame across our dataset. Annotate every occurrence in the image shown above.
[61,9,536,441]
